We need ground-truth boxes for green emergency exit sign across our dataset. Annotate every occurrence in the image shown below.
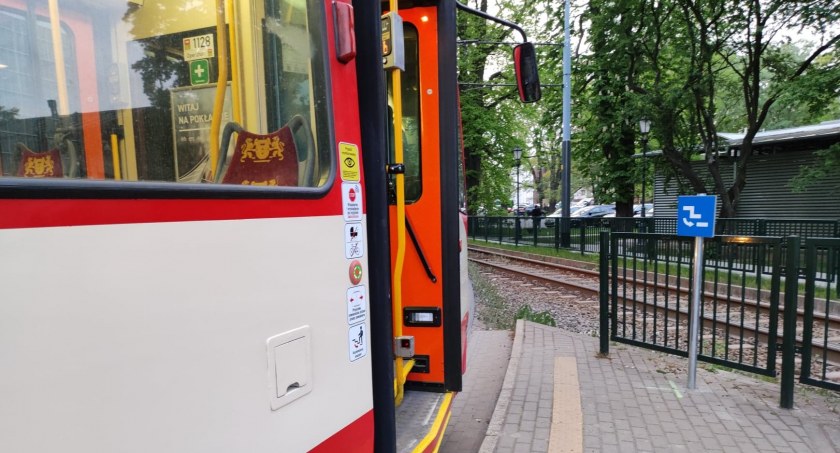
[189,59,210,85]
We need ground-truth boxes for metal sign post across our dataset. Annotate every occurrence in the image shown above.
[676,194,717,390]
[687,235,704,389]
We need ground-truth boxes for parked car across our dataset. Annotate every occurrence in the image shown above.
[544,205,584,227]
[512,215,543,229]
[634,203,653,217]
[511,204,528,216]
[571,204,616,218]
[604,203,653,218]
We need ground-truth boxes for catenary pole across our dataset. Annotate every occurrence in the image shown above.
[560,0,572,246]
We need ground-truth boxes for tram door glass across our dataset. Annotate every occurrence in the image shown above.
[0,0,332,188]
[386,24,421,202]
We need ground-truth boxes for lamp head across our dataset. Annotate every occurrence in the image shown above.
[639,118,651,135]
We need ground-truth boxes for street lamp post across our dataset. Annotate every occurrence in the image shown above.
[638,118,651,217]
[513,147,522,243]
[513,147,522,213]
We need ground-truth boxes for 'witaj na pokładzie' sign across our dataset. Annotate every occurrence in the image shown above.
[169,84,231,182]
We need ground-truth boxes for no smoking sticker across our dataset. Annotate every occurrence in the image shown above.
[342,182,363,221]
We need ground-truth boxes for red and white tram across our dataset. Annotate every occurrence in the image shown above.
[0,0,539,451]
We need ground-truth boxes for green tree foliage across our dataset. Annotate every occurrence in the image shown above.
[791,143,840,195]
[0,106,19,122]
[574,0,648,217]
[541,0,840,218]
[457,0,542,214]
[666,0,840,218]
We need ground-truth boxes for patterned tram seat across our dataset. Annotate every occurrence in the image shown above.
[16,144,64,178]
[216,115,314,186]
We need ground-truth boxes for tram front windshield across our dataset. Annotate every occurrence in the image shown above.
[0,0,332,188]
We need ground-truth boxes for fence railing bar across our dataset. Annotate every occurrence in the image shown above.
[780,236,801,409]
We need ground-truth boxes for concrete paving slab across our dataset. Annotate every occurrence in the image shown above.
[482,320,840,453]
[439,329,513,453]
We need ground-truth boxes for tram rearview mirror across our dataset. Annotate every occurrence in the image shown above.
[513,42,541,103]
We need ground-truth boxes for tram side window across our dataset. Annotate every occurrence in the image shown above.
[0,7,83,177]
[387,24,421,203]
[261,0,332,188]
[0,0,332,189]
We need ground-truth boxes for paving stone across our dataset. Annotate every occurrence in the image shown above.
[467,320,840,453]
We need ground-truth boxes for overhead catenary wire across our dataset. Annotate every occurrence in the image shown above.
[458,82,563,87]
[457,40,562,47]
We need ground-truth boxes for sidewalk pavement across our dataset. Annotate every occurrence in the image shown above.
[478,320,840,453]
[440,329,513,453]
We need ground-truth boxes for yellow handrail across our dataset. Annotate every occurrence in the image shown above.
[388,0,408,407]
[110,134,121,180]
[226,0,242,124]
[48,0,69,115]
[209,0,229,180]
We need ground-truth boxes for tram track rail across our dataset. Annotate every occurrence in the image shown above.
[467,257,600,297]
[468,245,840,368]
[469,245,840,332]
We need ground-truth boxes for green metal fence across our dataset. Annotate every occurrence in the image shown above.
[469,216,840,282]
[470,216,840,251]
[601,232,784,377]
[596,232,840,409]
[801,238,840,393]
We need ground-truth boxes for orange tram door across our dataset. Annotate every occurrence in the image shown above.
[374,1,539,451]
[378,0,470,451]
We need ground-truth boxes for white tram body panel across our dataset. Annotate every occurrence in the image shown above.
[0,216,372,452]
[0,0,492,449]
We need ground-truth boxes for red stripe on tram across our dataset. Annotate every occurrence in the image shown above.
[0,197,348,229]
[309,410,375,453]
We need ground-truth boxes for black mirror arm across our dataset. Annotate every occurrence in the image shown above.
[454,1,527,43]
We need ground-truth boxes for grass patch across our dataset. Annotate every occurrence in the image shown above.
[468,263,516,330]
[470,238,833,300]
[698,363,778,383]
[468,239,600,265]
[469,262,560,329]
[514,305,557,327]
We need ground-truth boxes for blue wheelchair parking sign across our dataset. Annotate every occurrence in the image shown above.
[677,195,717,238]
